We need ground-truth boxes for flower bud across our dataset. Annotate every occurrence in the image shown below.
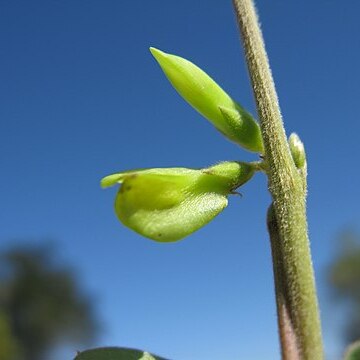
[101,162,254,242]
[150,47,264,153]
[289,133,306,169]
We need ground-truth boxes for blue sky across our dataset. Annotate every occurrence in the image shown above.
[1,1,359,359]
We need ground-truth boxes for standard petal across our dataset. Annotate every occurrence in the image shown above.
[101,168,198,188]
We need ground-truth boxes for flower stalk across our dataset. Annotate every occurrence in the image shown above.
[232,0,323,358]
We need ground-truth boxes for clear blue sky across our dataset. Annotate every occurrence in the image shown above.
[1,1,359,359]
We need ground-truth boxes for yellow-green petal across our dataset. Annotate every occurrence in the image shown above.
[115,174,228,242]
[150,47,263,153]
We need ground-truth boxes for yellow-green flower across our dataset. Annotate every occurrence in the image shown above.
[101,162,254,242]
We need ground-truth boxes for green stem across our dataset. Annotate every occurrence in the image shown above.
[267,204,300,360]
[249,160,266,172]
[232,0,323,358]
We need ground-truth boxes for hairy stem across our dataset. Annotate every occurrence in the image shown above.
[232,0,323,358]
[267,204,300,360]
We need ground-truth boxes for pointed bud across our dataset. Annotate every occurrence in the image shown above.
[101,161,255,242]
[289,133,306,169]
[150,47,264,153]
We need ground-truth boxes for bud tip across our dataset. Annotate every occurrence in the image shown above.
[289,132,306,169]
[149,47,167,61]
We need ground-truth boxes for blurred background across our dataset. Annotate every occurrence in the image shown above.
[1,1,359,359]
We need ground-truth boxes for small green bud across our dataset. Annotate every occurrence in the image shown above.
[101,162,254,242]
[150,47,264,153]
[289,133,306,169]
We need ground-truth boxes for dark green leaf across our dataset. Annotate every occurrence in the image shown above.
[74,347,169,360]
[344,341,360,360]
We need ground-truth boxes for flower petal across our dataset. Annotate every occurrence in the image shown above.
[150,47,263,153]
[115,173,228,242]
